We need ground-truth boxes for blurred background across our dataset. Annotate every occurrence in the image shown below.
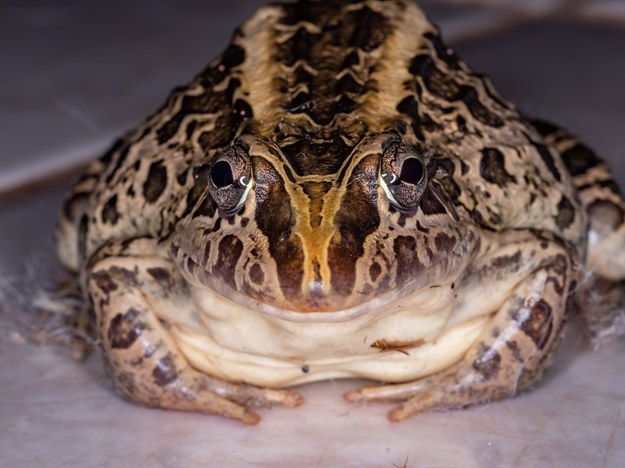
[1,1,624,466]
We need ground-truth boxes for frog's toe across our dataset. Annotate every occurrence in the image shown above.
[387,391,444,422]
[344,380,428,404]
[203,376,305,409]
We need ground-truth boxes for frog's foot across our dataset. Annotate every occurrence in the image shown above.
[344,364,517,422]
[346,235,574,422]
[109,364,303,425]
[89,238,303,425]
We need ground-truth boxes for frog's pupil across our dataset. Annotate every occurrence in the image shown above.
[211,161,234,188]
[399,158,424,184]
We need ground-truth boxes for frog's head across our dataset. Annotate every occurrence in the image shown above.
[170,129,471,317]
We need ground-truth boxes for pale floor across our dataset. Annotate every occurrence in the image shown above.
[1,1,625,466]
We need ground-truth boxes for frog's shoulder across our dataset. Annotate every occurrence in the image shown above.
[403,30,586,246]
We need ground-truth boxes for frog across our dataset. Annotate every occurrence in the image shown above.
[55,0,625,424]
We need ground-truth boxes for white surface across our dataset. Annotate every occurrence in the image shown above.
[1,326,624,467]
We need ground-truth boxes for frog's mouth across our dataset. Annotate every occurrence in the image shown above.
[167,226,476,323]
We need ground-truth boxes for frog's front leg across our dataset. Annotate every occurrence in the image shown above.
[87,238,303,424]
[345,231,576,421]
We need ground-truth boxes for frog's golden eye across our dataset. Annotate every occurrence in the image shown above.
[380,142,428,213]
[195,145,252,216]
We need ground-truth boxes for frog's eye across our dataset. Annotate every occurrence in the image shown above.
[379,142,428,214]
[210,161,234,188]
[196,145,252,216]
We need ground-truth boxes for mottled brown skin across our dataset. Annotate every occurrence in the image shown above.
[56,0,625,424]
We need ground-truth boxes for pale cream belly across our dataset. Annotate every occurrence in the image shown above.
[155,281,503,388]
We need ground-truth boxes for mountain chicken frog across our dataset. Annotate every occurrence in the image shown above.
[56,0,625,424]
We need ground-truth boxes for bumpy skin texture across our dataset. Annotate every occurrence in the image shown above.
[56,0,625,424]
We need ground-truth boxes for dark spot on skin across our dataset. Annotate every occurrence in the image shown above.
[109,266,138,287]
[393,235,420,281]
[530,118,560,136]
[347,6,387,52]
[301,365,310,374]
[342,50,359,68]
[108,308,147,349]
[555,196,575,230]
[521,299,553,349]
[214,235,243,288]
[369,262,382,282]
[434,232,455,253]
[546,274,565,296]
[113,371,137,397]
[534,143,561,182]
[460,87,504,127]
[101,195,119,225]
[506,340,523,362]
[552,254,569,276]
[492,251,522,270]
[143,160,168,203]
[104,144,131,185]
[335,73,363,96]
[456,115,467,133]
[396,95,424,140]
[560,143,603,177]
[147,267,171,285]
[472,343,502,380]
[249,263,264,285]
[152,354,178,386]
[480,148,516,186]
[176,169,188,185]
[91,271,118,294]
